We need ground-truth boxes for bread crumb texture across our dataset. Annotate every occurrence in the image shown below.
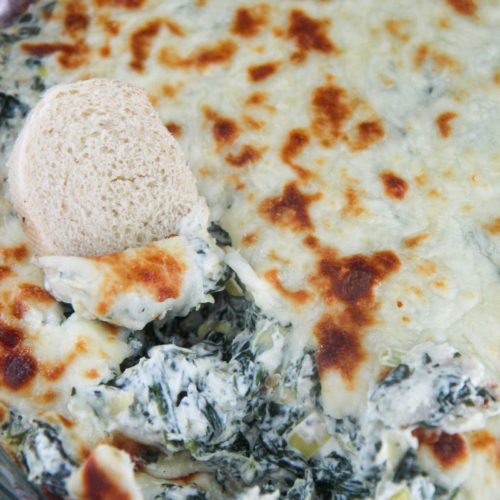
[8,78,201,256]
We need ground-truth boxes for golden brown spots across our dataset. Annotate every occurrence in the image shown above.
[311,92,383,151]
[436,111,458,138]
[414,44,428,67]
[273,26,284,37]
[203,107,240,151]
[41,343,86,384]
[1,244,28,264]
[99,349,110,361]
[446,0,477,15]
[99,16,120,36]
[129,18,185,72]
[92,243,186,315]
[342,187,364,217]
[248,62,280,82]
[434,279,448,291]
[18,283,54,304]
[246,91,268,106]
[231,5,269,38]
[81,452,131,500]
[168,472,201,485]
[0,405,8,425]
[10,300,26,320]
[303,235,320,250]
[0,266,12,281]
[282,129,309,160]
[414,44,461,72]
[43,363,66,382]
[214,117,239,145]
[226,145,261,167]
[404,233,429,248]
[164,19,185,37]
[311,85,352,147]
[397,300,403,307]
[264,268,312,305]
[85,369,100,379]
[245,92,276,112]
[259,182,322,232]
[76,338,89,354]
[8,283,54,319]
[242,232,259,247]
[350,120,385,151]
[381,172,408,200]
[469,430,500,465]
[484,218,500,235]
[2,351,37,390]
[266,252,290,267]
[21,41,90,70]
[311,247,401,306]
[314,313,366,385]
[93,0,145,9]
[162,84,181,98]
[287,9,336,60]
[194,40,237,69]
[58,414,75,428]
[414,173,427,186]
[0,321,22,349]
[385,19,410,42]
[281,129,311,180]
[64,0,89,37]
[428,188,442,198]
[290,51,307,64]
[166,122,182,138]
[111,434,159,472]
[150,92,160,106]
[38,390,58,404]
[242,114,266,130]
[227,174,246,191]
[417,261,436,277]
[130,19,162,72]
[414,429,468,469]
[158,40,237,71]
[438,17,451,28]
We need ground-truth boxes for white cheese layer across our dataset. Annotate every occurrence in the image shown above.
[37,226,224,330]
[67,444,143,500]
[3,1,500,499]
[0,204,134,416]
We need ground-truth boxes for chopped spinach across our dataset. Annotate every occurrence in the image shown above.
[78,325,374,499]
[371,346,498,429]
[21,421,77,498]
[30,75,45,92]
[153,483,208,500]
[377,364,411,388]
[155,278,261,345]
[0,92,29,128]
[393,448,420,483]
[208,222,232,247]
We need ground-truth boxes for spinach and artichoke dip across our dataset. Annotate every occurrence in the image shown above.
[2,0,500,499]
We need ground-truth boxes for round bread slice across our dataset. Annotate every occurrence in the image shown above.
[8,78,208,256]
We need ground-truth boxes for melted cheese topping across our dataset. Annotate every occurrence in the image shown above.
[68,444,143,500]
[0,201,133,416]
[3,0,500,497]
[38,230,223,330]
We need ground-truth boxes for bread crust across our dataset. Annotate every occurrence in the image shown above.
[7,78,207,256]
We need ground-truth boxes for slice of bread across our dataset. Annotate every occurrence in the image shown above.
[8,78,208,256]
